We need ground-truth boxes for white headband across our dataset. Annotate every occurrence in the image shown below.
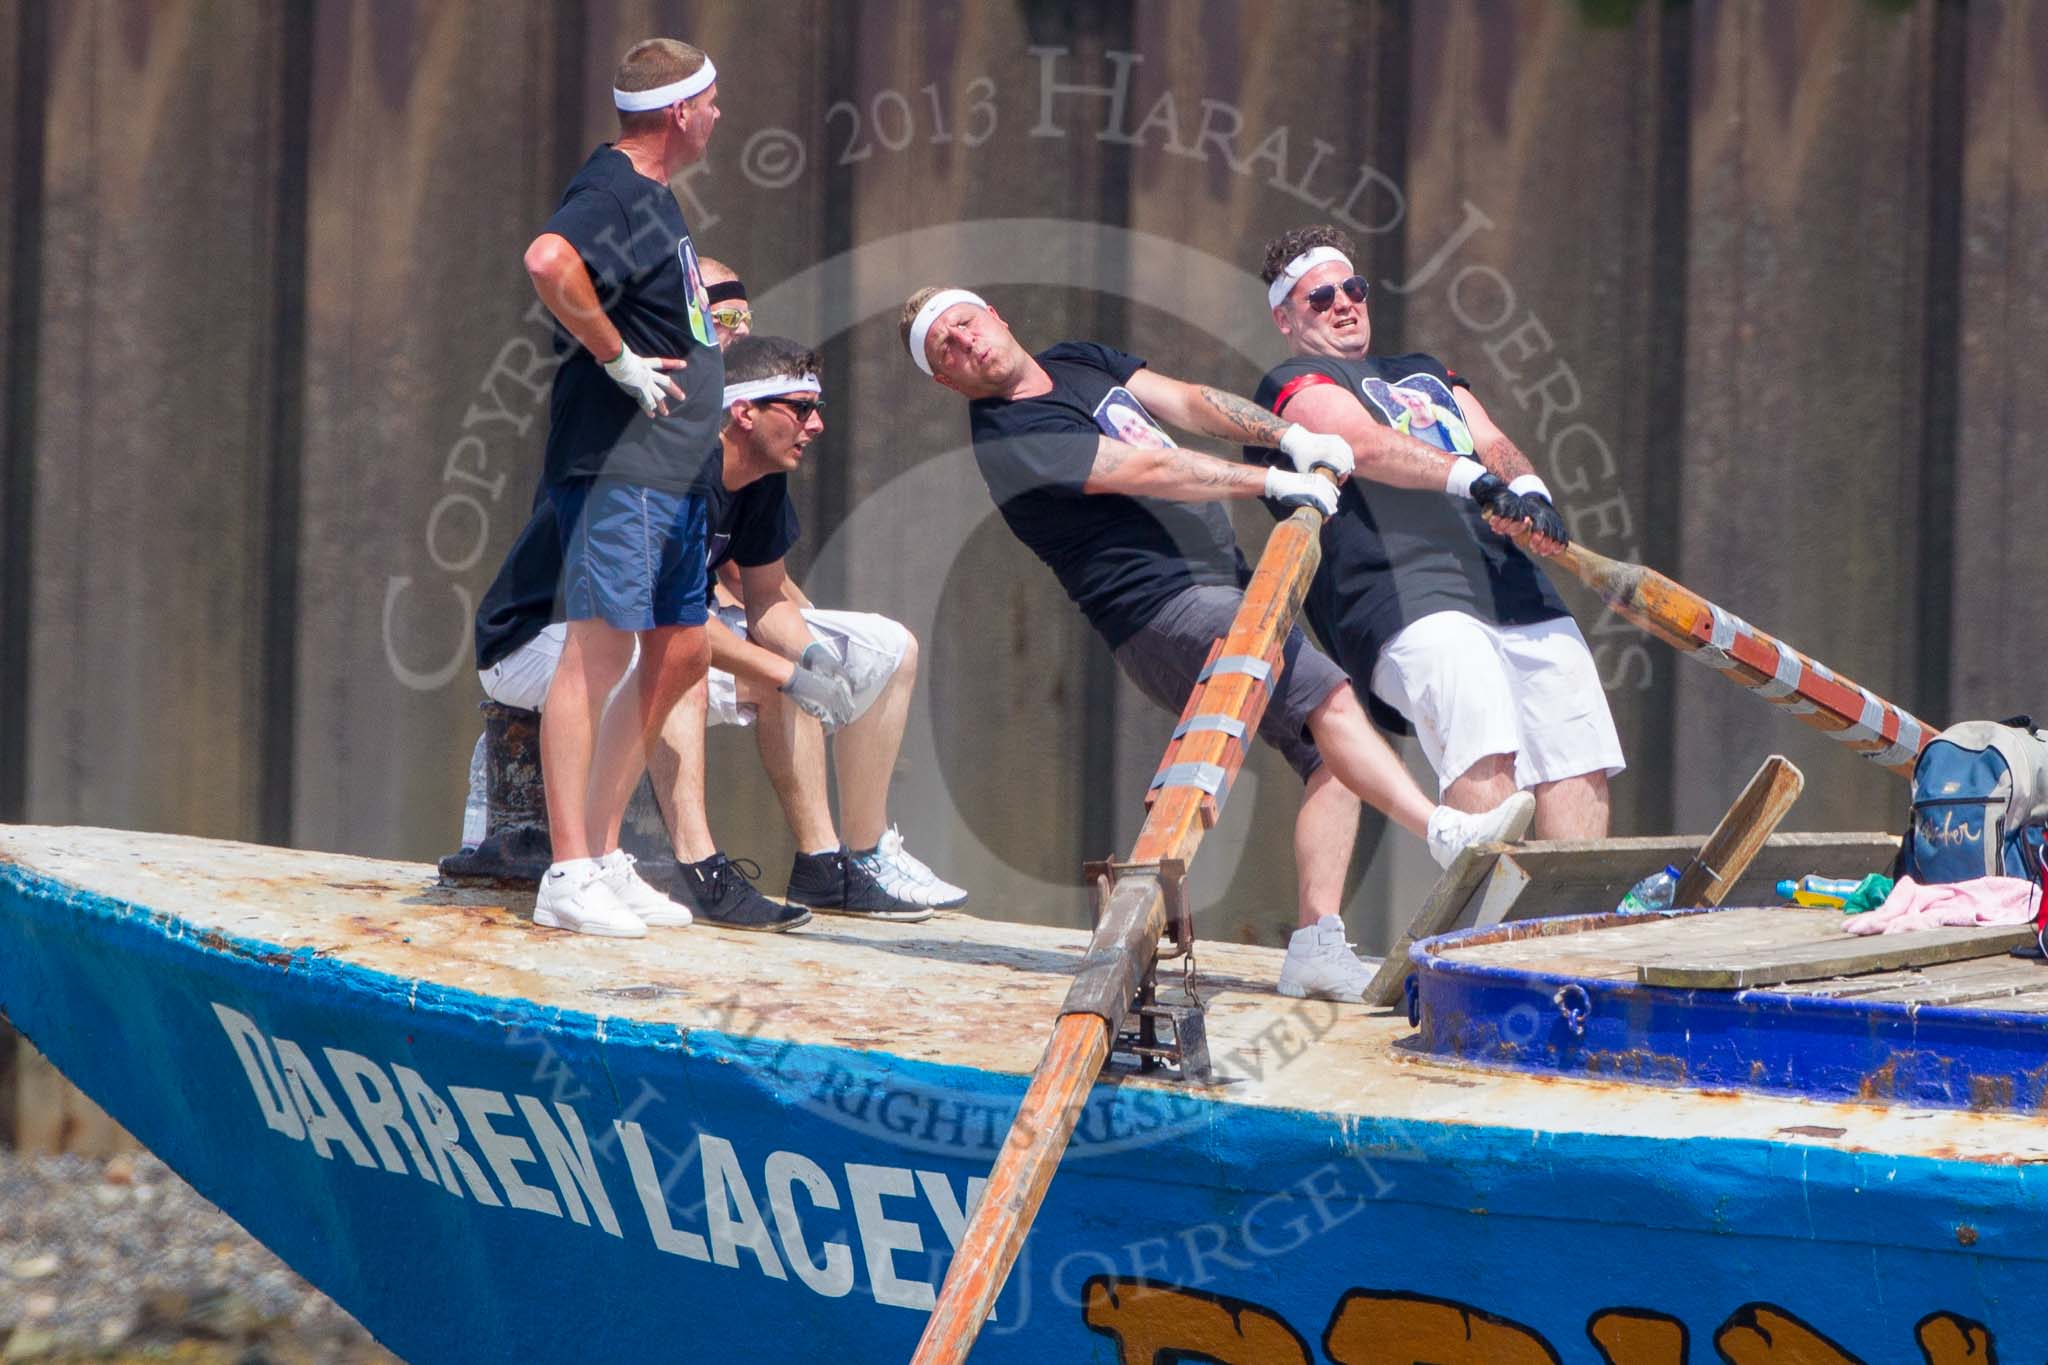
[1266,246,1353,309]
[613,58,717,112]
[907,289,988,376]
[723,374,821,407]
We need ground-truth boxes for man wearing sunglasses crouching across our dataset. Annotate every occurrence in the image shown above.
[1249,224,1624,839]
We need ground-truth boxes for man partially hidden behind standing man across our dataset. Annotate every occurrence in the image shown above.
[519,38,726,936]
[1251,225,1624,836]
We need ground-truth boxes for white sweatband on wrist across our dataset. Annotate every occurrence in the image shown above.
[906,289,987,376]
[1444,458,1486,500]
[614,59,718,111]
[1266,247,1353,309]
[1508,474,1552,502]
[722,374,821,407]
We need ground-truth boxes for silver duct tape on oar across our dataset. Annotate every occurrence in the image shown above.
[1149,762,1230,798]
[1754,643,1818,716]
[1172,715,1247,741]
[1872,711,1927,770]
[1679,601,1931,772]
[1196,654,1273,684]
[1684,603,1748,672]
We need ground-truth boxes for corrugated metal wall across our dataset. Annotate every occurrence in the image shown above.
[3,0,2044,1143]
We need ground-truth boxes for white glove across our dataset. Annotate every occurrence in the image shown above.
[780,661,857,729]
[602,344,684,417]
[1263,467,1340,518]
[1278,423,1355,480]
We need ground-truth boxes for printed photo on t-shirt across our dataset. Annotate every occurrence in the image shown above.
[1359,374,1474,456]
[679,237,715,349]
[1092,388,1175,450]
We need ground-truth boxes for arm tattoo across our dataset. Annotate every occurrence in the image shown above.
[1195,385,1292,447]
[1477,432,1537,482]
[1167,449,1251,489]
[1093,441,1132,478]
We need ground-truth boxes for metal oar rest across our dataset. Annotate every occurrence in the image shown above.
[1081,856,1210,1084]
[1074,635,1285,1086]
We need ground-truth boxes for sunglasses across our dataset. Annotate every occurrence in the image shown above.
[761,396,825,422]
[1305,275,1369,313]
[710,304,753,329]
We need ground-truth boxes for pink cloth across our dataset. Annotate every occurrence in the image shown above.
[1844,875,2043,936]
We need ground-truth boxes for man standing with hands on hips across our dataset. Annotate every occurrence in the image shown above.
[518,37,726,937]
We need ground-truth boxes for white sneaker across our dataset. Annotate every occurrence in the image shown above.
[534,859,646,938]
[1276,918,1377,1003]
[1425,791,1537,870]
[600,850,692,928]
[850,826,969,909]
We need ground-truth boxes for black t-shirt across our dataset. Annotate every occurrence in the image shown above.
[538,145,724,493]
[1249,351,1568,732]
[474,499,562,672]
[968,342,1249,647]
[698,443,800,582]
[472,446,799,670]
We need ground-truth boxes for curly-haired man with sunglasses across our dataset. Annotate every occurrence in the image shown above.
[1249,224,1624,840]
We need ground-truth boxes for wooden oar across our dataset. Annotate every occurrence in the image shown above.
[910,490,1332,1364]
[1538,543,1932,778]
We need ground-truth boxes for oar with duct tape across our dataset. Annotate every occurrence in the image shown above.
[1536,542,1932,777]
[909,478,1335,1365]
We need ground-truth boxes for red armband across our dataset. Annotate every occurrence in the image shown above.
[1271,372,1339,416]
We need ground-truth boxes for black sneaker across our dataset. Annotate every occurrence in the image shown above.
[674,854,810,933]
[784,849,935,922]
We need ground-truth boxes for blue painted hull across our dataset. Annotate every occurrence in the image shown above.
[1412,910,2048,1115]
[4,856,2046,1363]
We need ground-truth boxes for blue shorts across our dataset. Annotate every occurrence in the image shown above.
[549,479,709,631]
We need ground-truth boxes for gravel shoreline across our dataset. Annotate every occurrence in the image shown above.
[0,1148,400,1363]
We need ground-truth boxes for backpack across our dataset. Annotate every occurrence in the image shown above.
[1897,717,2048,885]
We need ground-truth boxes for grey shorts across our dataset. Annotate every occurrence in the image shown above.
[1112,585,1346,782]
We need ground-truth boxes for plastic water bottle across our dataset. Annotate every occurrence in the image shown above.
[460,733,489,851]
[1617,864,1682,914]
[1775,874,1862,908]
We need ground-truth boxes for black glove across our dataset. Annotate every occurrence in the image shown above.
[1472,476,1569,548]
[1469,472,1510,509]
[1510,491,1568,547]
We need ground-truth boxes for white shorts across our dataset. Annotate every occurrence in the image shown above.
[478,610,909,729]
[708,605,911,729]
[477,623,638,713]
[1369,610,1625,794]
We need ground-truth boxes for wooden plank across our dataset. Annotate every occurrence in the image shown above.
[1641,925,2034,990]
[1369,832,1900,1005]
[1360,844,1503,1007]
[1447,905,2031,992]
[1487,832,1897,924]
[1836,957,2048,1008]
[1975,984,2048,1016]
[1673,756,1803,907]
